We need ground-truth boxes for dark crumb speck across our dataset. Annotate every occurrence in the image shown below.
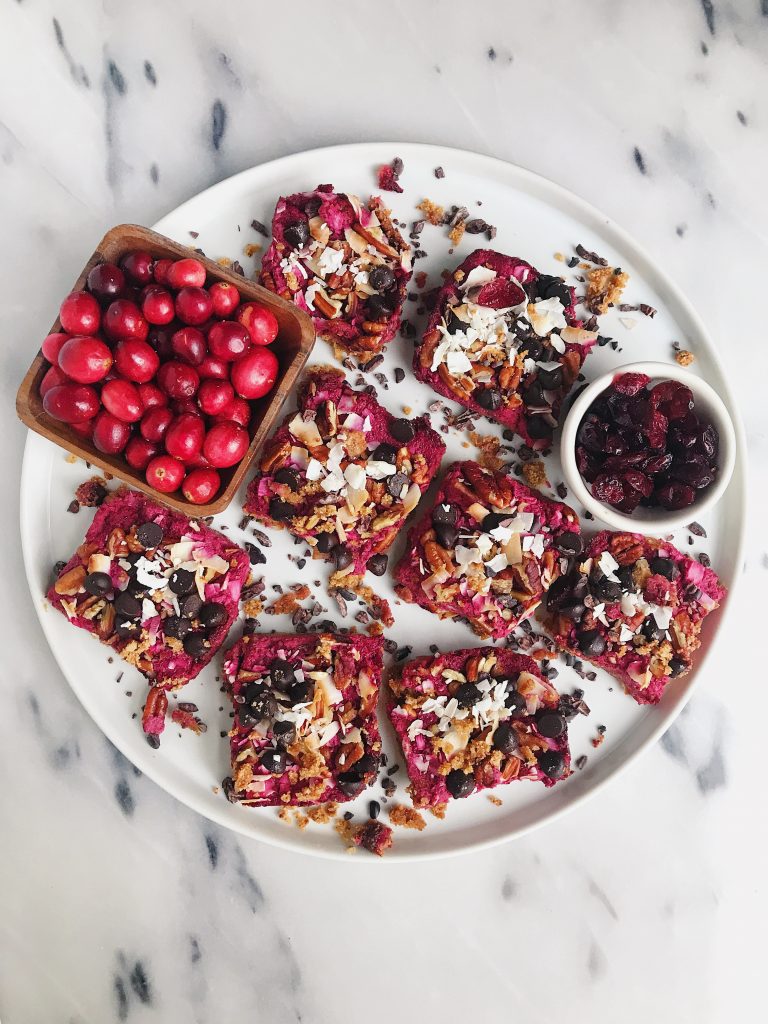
[736,110,747,125]
[487,46,497,60]
[633,146,647,175]
[67,499,80,514]
[211,99,227,151]
[575,754,588,770]
[251,219,268,236]
[149,163,159,185]
[687,521,707,537]
[144,60,157,86]
[434,166,445,179]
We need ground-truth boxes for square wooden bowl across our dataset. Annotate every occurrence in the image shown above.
[16,224,315,515]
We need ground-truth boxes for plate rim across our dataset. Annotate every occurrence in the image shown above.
[20,141,748,862]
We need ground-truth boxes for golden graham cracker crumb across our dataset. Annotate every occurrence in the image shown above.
[522,459,549,489]
[487,794,503,807]
[244,243,262,257]
[388,804,427,831]
[675,349,695,366]
[417,198,445,226]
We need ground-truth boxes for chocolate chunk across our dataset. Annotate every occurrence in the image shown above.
[84,571,112,596]
[555,533,584,556]
[526,415,553,440]
[446,769,475,799]
[274,468,301,491]
[183,632,208,658]
[269,658,296,691]
[616,565,637,592]
[493,723,517,754]
[114,591,142,618]
[480,512,507,533]
[641,616,664,641]
[432,502,456,526]
[386,472,408,497]
[136,521,163,549]
[200,602,227,631]
[371,443,398,464]
[337,771,367,797]
[668,656,687,677]
[537,365,563,390]
[369,265,396,291]
[168,568,195,595]
[367,553,388,576]
[289,679,313,704]
[367,293,396,319]
[272,720,296,747]
[649,556,679,580]
[475,387,502,411]
[179,593,203,618]
[164,615,191,639]
[260,749,288,774]
[503,687,526,716]
[390,417,415,443]
[537,749,566,779]
[269,498,295,521]
[316,532,338,554]
[332,545,353,570]
[283,220,309,248]
[535,710,566,738]
[115,618,141,639]
[577,630,606,656]
[456,683,482,708]
[434,522,458,548]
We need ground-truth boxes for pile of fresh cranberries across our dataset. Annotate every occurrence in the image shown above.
[576,371,719,513]
[39,252,280,504]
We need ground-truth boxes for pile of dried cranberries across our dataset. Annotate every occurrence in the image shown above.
[39,253,280,504]
[576,371,719,513]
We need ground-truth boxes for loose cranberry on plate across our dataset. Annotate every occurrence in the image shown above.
[140,406,174,443]
[40,364,71,398]
[125,435,160,471]
[43,383,100,423]
[59,290,102,336]
[41,332,71,366]
[137,382,167,409]
[114,339,160,383]
[101,378,144,423]
[104,299,149,342]
[156,360,200,400]
[142,286,175,325]
[230,347,278,399]
[171,326,207,366]
[207,320,251,361]
[197,378,234,416]
[145,454,185,493]
[235,301,278,346]
[166,258,206,290]
[214,396,251,427]
[209,281,240,317]
[57,336,113,384]
[197,355,229,380]
[86,262,125,303]
[120,251,154,285]
[165,413,205,462]
[92,410,132,454]
[182,467,221,505]
[202,420,249,467]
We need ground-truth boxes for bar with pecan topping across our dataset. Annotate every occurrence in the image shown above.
[259,184,412,362]
[223,632,383,806]
[388,646,571,809]
[541,530,725,704]
[244,367,445,587]
[394,461,582,639]
[48,487,250,736]
[414,249,597,448]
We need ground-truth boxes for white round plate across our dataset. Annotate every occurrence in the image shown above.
[20,143,746,860]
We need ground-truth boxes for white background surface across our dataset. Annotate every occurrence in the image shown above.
[0,2,764,1022]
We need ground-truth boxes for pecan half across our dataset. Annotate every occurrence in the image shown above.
[315,400,338,441]
[462,463,512,509]
[260,437,291,474]
[54,565,86,596]
[424,540,454,574]
[96,602,116,639]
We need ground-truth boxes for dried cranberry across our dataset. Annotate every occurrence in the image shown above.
[577,417,605,453]
[670,454,716,489]
[649,380,693,419]
[642,408,668,449]
[656,481,696,510]
[641,452,673,474]
[576,446,601,482]
[475,277,526,309]
[591,474,625,504]
[614,485,643,514]
[692,422,718,459]
[603,452,646,471]
[604,431,629,455]
[612,371,650,396]
[622,469,654,497]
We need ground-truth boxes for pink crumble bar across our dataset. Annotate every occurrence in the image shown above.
[47,487,250,710]
[244,366,445,579]
[413,248,597,448]
[388,646,571,809]
[223,632,383,806]
[394,460,582,639]
[259,184,412,361]
[542,530,726,704]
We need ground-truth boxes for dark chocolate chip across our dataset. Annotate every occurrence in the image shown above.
[283,220,309,248]
[269,499,295,520]
[164,615,191,639]
[493,723,516,754]
[537,365,563,390]
[168,568,196,595]
[535,710,566,738]
[456,683,482,708]
[526,415,553,440]
[446,769,475,799]
[332,546,353,570]
[669,656,687,677]
[555,533,584,556]
[390,417,415,443]
[432,502,456,526]
[199,602,227,631]
[434,522,458,548]
[274,467,301,491]
[84,571,112,596]
[367,293,396,319]
[386,472,408,497]
[537,748,566,779]
[591,576,623,602]
[369,265,396,291]
[337,771,367,797]
[136,521,163,549]
[480,512,507,533]
[260,749,288,774]
[289,680,313,704]
[179,593,203,618]
[183,632,208,658]
[272,720,296,747]
[115,617,141,639]
[576,630,606,656]
[241,682,277,722]
[641,616,664,641]
[649,556,679,580]
[316,532,338,554]
[475,387,502,411]
[616,565,637,591]
[367,553,388,576]
[546,574,575,611]
[269,658,296,691]
[371,443,398,464]
[114,591,142,618]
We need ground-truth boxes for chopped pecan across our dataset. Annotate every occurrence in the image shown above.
[464,655,481,682]
[424,540,455,574]
[260,437,292,474]
[438,363,475,400]
[96,602,115,639]
[462,463,512,509]
[419,329,440,370]
[315,400,338,440]
[54,565,86,596]
[106,528,129,558]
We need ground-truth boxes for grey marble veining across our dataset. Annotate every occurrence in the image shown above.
[0,2,765,1022]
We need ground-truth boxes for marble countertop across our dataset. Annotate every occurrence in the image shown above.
[1,2,765,1022]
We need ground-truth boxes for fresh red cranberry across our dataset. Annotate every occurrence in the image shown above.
[142,286,175,325]
[197,355,229,380]
[208,320,251,361]
[197,378,234,416]
[140,406,173,443]
[230,347,278,399]
[175,287,213,326]
[209,281,240,317]
[86,262,125,303]
[152,258,173,286]
[145,454,185,493]
[41,332,71,366]
[40,364,71,398]
[167,258,207,289]
[125,435,159,471]
[120,250,154,285]
[215,396,251,427]
[137,382,167,409]
[59,290,102,335]
[43,384,100,423]
[157,360,200,400]
[172,398,200,417]
[182,467,221,505]
[70,419,94,440]
[57,336,113,384]
[92,410,132,454]
[235,302,279,346]
[147,327,174,360]
[165,413,205,462]
[101,378,144,423]
[171,326,207,366]
[114,339,160,383]
[104,299,149,342]
[203,420,249,467]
